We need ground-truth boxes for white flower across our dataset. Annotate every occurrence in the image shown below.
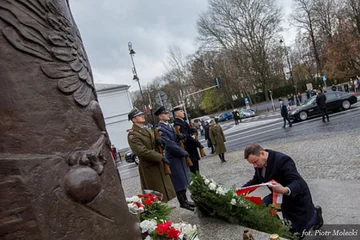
[144,236,153,240]
[172,222,198,238]
[230,198,237,205]
[208,182,217,191]
[216,186,227,195]
[190,181,194,185]
[139,219,157,233]
[204,179,210,185]
[126,196,141,203]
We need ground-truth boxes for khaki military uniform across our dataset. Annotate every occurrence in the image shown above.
[127,124,176,202]
[209,124,227,155]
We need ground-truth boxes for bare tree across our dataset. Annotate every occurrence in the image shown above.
[292,0,323,77]
[197,0,283,100]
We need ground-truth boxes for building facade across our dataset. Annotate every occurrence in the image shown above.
[95,83,133,151]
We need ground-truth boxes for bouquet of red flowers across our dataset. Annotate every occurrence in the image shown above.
[140,219,198,240]
[126,191,174,222]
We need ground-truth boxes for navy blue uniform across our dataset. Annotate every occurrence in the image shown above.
[174,118,201,174]
[157,122,190,192]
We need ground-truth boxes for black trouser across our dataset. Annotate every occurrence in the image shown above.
[207,139,214,153]
[234,118,239,125]
[176,189,188,207]
[320,108,329,122]
[283,115,292,127]
[218,153,225,161]
[189,160,199,174]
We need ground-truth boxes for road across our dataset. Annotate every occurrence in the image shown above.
[117,101,360,180]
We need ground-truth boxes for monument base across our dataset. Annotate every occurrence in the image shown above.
[0,153,140,240]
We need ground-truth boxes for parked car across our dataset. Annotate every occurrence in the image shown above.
[288,91,357,122]
[125,150,139,165]
[216,112,233,122]
[239,109,256,118]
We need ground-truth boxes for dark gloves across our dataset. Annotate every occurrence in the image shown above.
[190,128,197,134]
[176,133,186,141]
[155,138,166,148]
[162,157,170,164]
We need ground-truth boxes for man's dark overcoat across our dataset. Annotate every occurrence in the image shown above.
[243,150,316,234]
[157,122,190,192]
[280,104,288,117]
[316,93,327,110]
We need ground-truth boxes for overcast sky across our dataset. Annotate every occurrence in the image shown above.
[69,0,296,92]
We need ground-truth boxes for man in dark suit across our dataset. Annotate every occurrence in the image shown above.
[315,89,329,123]
[155,106,194,211]
[243,144,323,236]
[173,105,204,174]
[279,99,292,128]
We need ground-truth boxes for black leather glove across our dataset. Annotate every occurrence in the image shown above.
[176,133,186,141]
[162,157,170,164]
[155,139,166,148]
[190,128,197,134]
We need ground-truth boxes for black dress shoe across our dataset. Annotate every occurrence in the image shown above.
[313,205,324,230]
[180,204,194,211]
[187,201,195,208]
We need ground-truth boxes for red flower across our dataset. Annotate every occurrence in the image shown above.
[140,193,156,206]
[269,209,278,216]
[167,228,180,239]
[156,195,162,201]
[155,221,172,236]
[144,198,154,205]
[245,196,262,205]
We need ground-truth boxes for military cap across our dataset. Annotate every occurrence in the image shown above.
[128,107,144,121]
[173,104,184,112]
[154,106,168,116]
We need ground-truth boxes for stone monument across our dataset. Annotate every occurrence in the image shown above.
[0,1,140,239]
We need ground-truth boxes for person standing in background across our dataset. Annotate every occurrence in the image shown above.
[205,120,214,154]
[279,99,292,129]
[209,120,227,163]
[315,89,329,123]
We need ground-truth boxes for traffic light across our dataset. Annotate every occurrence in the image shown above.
[215,77,221,89]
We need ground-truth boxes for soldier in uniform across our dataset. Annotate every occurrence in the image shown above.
[155,106,194,211]
[209,120,227,163]
[173,105,204,174]
[127,107,176,202]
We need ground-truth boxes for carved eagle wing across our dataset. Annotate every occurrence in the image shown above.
[0,0,95,106]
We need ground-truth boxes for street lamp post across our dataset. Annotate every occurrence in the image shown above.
[280,38,298,106]
[128,42,146,110]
